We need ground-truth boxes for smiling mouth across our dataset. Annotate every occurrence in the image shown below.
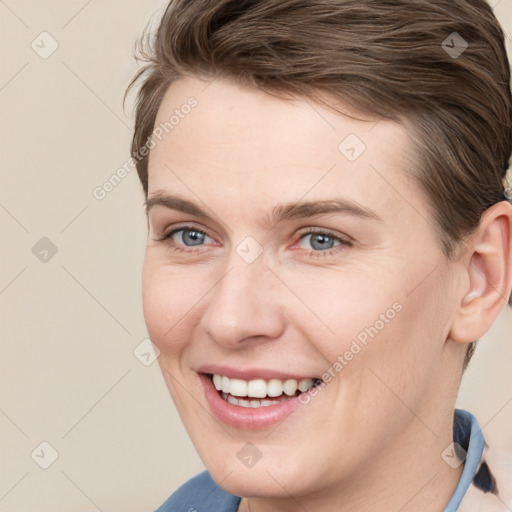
[209,373,323,409]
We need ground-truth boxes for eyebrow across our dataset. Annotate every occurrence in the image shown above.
[145,191,383,225]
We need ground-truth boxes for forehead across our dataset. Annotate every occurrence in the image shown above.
[148,75,427,224]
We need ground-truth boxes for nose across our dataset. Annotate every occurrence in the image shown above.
[199,254,286,349]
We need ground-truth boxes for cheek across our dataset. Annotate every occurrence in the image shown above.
[289,260,448,408]
[284,265,407,362]
[141,256,205,356]
[340,266,454,414]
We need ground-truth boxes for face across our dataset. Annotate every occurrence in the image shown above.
[142,76,462,498]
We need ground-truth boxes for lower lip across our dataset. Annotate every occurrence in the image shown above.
[199,373,305,430]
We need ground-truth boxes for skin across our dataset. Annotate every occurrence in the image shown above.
[142,75,512,512]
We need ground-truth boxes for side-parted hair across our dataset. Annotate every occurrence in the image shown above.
[125,0,512,370]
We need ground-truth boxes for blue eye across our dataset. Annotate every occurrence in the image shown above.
[156,226,213,251]
[299,232,340,251]
[173,228,209,246]
[296,229,352,256]
[155,225,351,258]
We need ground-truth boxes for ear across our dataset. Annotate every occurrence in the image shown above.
[449,201,512,344]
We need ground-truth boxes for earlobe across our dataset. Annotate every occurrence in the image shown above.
[449,201,512,344]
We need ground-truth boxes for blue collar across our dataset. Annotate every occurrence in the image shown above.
[444,409,485,511]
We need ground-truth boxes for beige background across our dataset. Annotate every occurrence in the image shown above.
[0,1,511,511]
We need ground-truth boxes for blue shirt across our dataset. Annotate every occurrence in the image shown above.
[155,409,485,512]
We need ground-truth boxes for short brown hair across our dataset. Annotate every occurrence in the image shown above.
[126,0,512,370]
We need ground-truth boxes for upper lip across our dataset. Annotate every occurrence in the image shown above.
[196,364,320,381]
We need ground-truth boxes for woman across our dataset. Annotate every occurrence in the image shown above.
[125,0,512,510]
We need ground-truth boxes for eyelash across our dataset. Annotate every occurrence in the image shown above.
[154,225,352,257]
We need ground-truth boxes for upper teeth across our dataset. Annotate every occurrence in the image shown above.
[212,374,316,398]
